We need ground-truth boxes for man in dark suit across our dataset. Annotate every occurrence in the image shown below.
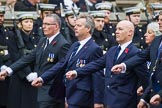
[111,27,162,108]
[66,20,150,108]
[32,13,104,108]
[0,14,70,108]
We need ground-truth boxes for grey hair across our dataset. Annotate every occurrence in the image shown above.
[46,14,61,28]
[147,22,162,36]
[77,13,95,34]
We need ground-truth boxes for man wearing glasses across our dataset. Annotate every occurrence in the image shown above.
[0,14,70,108]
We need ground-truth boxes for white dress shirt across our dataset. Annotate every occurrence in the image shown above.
[75,36,91,55]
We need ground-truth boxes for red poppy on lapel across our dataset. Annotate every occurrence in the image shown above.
[125,48,129,54]
[52,41,57,45]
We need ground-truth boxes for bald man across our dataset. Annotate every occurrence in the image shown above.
[66,20,150,108]
[111,14,162,108]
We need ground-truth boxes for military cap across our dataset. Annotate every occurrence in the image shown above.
[124,7,141,15]
[95,2,112,10]
[150,3,162,11]
[150,3,162,19]
[17,13,34,21]
[153,11,160,20]
[89,11,106,18]
[0,6,6,14]
[64,8,80,17]
[39,3,57,11]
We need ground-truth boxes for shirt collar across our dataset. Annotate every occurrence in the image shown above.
[79,36,91,47]
[47,32,60,44]
[119,41,132,51]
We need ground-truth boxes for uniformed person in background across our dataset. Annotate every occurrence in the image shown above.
[39,3,57,21]
[95,2,116,38]
[7,13,40,108]
[14,0,40,11]
[62,8,80,44]
[124,7,148,50]
[149,3,162,21]
[89,11,117,53]
[0,6,15,108]
[77,0,98,12]
[150,3,162,34]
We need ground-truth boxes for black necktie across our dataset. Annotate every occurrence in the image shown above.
[69,42,80,62]
[44,39,49,50]
[114,46,121,62]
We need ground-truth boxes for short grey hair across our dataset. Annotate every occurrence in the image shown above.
[147,22,162,36]
[46,14,61,28]
[77,13,95,34]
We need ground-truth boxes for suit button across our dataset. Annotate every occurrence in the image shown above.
[157,80,160,83]
[110,75,112,78]
[150,89,153,92]
[112,33,115,36]
[107,85,110,88]
[141,46,143,49]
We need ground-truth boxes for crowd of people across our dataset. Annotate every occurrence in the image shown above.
[0,0,161,108]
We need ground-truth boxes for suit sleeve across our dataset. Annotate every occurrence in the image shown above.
[7,33,37,79]
[41,58,66,83]
[41,43,70,83]
[125,47,150,70]
[158,90,162,99]
[10,47,37,73]
[75,53,106,77]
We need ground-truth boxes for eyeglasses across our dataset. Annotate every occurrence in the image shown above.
[43,23,56,26]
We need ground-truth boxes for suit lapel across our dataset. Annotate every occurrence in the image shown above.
[44,34,60,52]
[115,43,132,64]
[67,39,92,67]
[37,38,46,64]
[39,34,61,65]
[151,36,162,65]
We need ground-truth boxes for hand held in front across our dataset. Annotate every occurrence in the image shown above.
[137,101,147,108]
[150,94,161,106]
[0,70,8,81]
[31,77,43,87]
[66,70,77,80]
[111,63,124,74]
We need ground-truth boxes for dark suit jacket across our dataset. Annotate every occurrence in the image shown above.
[41,38,104,107]
[75,43,149,108]
[9,33,70,102]
[124,35,162,102]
